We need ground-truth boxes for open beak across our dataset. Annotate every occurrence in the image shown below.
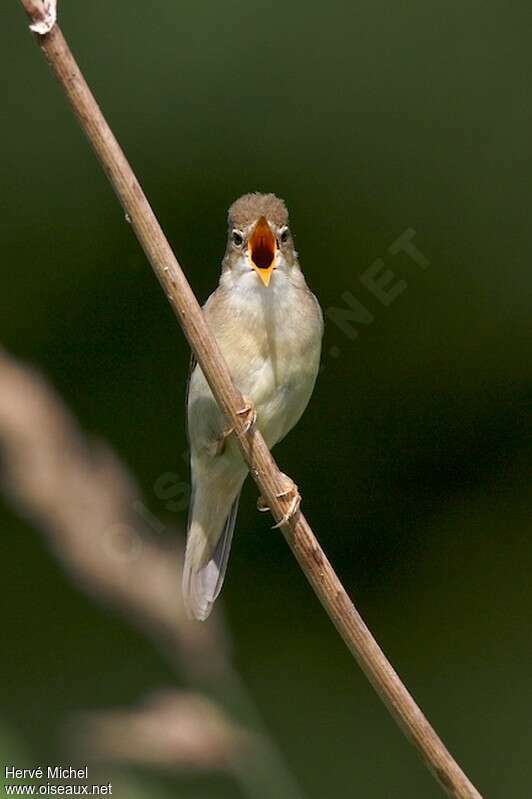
[248,216,277,287]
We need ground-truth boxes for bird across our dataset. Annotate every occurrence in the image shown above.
[183,192,323,620]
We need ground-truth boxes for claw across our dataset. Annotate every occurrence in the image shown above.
[272,489,301,528]
[236,397,257,435]
[257,495,270,512]
[217,397,256,454]
[257,473,301,528]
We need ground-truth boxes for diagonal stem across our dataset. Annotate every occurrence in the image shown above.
[16,3,483,797]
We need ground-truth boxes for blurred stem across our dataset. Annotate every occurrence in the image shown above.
[16,4,482,797]
[0,349,304,799]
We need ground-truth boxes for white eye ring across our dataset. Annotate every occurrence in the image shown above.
[232,230,244,246]
[279,227,289,243]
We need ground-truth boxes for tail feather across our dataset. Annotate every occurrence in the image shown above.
[182,487,241,621]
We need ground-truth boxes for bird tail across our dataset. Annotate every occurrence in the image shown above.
[182,478,242,621]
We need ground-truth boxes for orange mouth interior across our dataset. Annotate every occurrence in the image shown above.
[249,216,276,270]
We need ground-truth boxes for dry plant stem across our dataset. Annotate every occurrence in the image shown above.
[17,6,482,798]
[70,690,251,773]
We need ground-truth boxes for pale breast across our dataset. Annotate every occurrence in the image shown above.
[189,273,323,454]
[212,279,323,448]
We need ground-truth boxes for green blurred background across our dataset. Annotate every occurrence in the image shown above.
[2,1,532,796]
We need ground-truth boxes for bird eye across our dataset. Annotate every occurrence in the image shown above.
[280,227,289,244]
[232,230,243,246]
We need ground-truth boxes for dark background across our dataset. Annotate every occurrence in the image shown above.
[2,1,532,796]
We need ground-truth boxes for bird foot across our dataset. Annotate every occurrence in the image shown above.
[236,396,257,435]
[257,472,301,528]
[217,397,256,454]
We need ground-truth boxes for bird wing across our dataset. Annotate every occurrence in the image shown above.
[184,352,197,447]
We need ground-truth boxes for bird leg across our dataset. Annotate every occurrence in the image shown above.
[216,396,256,454]
[257,472,301,528]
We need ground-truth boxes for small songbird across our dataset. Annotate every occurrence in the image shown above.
[183,193,323,620]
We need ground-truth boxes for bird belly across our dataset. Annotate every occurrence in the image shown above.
[189,280,322,459]
[234,335,320,450]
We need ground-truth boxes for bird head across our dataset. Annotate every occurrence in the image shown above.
[223,193,297,288]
